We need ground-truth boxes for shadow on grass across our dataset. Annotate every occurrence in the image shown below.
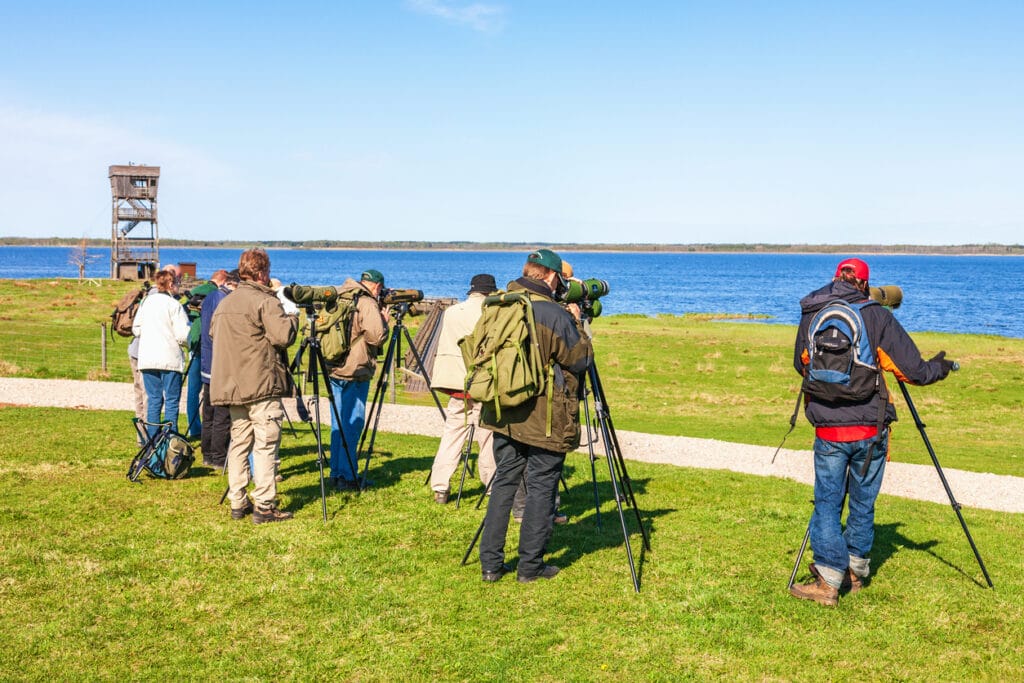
[873,522,989,589]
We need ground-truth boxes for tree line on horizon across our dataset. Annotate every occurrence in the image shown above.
[1,236,1022,255]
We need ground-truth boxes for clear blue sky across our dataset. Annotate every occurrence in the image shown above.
[1,1,1021,244]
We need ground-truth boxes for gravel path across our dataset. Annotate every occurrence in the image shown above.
[2,377,1021,514]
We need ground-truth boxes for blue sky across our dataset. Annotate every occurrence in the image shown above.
[1,1,1021,244]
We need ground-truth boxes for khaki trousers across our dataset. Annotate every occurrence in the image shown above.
[430,396,496,492]
[227,398,284,510]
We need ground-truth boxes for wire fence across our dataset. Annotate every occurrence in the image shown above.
[0,322,133,382]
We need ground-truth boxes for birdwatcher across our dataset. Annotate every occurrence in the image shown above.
[210,249,298,524]
[478,248,592,583]
[790,257,955,606]
[327,269,389,490]
[428,273,499,504]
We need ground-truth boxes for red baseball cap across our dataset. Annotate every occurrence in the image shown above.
[835,258,869,281]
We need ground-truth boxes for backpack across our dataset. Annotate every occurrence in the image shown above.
[127,421,195,482]
[459,291,553,428]
[310,288,362,364]
[801,299,881,402]
[784,297,889,476]
[110,281,149,338]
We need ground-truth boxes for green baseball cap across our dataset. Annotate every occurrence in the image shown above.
[360,269,385,285]
[526,248,562,273]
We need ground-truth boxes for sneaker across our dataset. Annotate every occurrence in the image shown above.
[433,490,449,505]
[789,571,839,607]
[517,564,560,583]
[230,499,254,520]
[252,505,294,524]
[553,512,568,525]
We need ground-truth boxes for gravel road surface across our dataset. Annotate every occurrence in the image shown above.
[2,377,1020,514]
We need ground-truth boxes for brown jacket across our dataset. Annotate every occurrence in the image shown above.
[209,280,298,406]
[328,278,389,382]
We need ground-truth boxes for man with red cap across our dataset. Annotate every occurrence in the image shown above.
[790,257,956,606]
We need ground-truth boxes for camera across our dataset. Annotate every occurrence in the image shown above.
[561,277,610,318]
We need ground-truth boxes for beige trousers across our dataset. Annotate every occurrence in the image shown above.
[227,398,284,510]
[430,396,496,492]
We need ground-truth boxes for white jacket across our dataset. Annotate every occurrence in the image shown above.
[132,292,190,372]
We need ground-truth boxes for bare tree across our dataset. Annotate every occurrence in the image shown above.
[68,237,101,281]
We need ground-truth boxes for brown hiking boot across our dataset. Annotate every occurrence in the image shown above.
[230,498,254,520]
[810,563,863,594]
[789,573,839,607]
[253,505,294,524]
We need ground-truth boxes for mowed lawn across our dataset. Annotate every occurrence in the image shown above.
[0,407,1021,681]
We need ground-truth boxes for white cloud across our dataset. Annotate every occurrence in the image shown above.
[405,0,506,33]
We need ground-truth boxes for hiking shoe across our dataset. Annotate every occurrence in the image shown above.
[433,490,449,505]
[553,512,568,525]
[230,499,254,520]
[482,563,512,583]
[810,562,863,595]
[333,478,360,491]
[275,473,284,483]
[789,572,839,607]
[252,505,294,524]
[517,564,560,583]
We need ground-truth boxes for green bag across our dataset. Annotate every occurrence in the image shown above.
[310,289,362,364]
[459,291,553,428]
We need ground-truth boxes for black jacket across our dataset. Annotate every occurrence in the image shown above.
[794,280,947,428]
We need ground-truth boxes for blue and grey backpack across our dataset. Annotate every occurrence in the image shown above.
[801,299,882,402]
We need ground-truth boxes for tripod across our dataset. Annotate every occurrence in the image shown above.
[788,380,993,589]
[357,302,446,487]
[461,359,650,592]
[579,359,651,592]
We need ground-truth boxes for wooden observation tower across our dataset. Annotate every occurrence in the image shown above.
[109,164,160,280]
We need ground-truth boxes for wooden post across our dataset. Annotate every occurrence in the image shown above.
[101,323,108,372]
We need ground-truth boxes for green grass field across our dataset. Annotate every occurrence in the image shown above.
[0,407,1021,681]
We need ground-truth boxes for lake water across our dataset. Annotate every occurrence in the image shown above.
[2,246,1022,338]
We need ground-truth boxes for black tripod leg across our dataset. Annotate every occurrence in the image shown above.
[358,328,399,488]
[400,323,446,420]
[579,387,602,529]
[462,517,486,566]
[898,380,993,587]
[787,523,812,590]
[455,424,475,508]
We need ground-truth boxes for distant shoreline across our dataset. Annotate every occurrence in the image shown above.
[2,239,1022,256]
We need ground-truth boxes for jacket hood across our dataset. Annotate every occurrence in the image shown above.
[799,280,867,315]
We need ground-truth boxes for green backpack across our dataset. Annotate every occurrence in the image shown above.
[309,289,362,364]
[459,291,554,429]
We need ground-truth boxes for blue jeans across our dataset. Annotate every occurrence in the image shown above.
[185,349,203,438]
[142,369,183,438]
[328,377,369,481]
[810,432,889,578]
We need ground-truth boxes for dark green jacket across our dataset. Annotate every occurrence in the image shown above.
[480,277,592,452]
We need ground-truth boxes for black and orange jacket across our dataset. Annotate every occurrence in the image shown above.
[793,280,946,428]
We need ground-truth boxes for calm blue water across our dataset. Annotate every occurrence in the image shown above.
[2,246,1022,338]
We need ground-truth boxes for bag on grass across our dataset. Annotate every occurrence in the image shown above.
[127,421,194,482]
